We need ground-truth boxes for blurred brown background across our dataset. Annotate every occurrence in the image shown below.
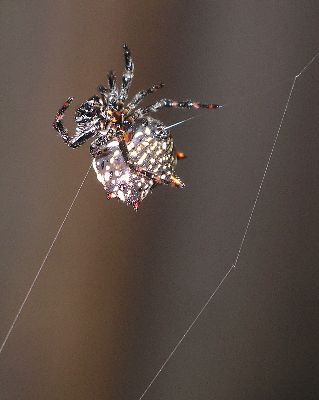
[1,1,319,399]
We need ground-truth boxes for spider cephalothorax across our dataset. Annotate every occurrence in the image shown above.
[53,44,221,210]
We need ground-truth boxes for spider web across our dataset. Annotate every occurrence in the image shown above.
[136,50,319,400]
[0,49,318,397]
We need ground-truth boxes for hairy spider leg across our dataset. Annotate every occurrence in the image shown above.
[133,99,222,119]
[119,44,134,102]
[133,166,185,188]
[53,97,101,148]
[107,70,118,108]
[126,82,164,112]
[53,96,73,135]
[116,129,130,162]
[98,70,118,110]
[108,70,117,91]
[98,85,108,107]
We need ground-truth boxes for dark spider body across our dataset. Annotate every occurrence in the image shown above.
[53,45,221,210]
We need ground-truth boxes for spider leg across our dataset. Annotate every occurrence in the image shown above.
[53,97,97,148]
[116,130,130,162]
[98,85,108,106]
[126,82,164,112]
[99,70,118,110]
[132,99,222,119]
[119,44,134,102]
[108,70,117,91]
[132,166,185,188]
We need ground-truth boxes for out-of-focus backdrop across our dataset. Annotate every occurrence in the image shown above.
[1,1,319,399]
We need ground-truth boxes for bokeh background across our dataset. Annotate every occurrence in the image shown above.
[1,1,319,399]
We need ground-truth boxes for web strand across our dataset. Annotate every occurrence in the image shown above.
[232,76,296,268]
[0,163,92,355]
[137,50,319,400]
[1,48,318,394]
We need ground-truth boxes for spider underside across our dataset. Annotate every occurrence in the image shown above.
[53,45,221,210]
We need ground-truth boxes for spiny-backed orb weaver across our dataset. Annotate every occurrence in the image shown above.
[53,44,221,210]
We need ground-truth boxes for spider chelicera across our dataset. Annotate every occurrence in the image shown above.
[53,44,221,210]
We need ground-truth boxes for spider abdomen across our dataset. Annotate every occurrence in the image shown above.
[92,117,177,208]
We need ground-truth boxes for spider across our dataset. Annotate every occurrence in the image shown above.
[53,44,221,210]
